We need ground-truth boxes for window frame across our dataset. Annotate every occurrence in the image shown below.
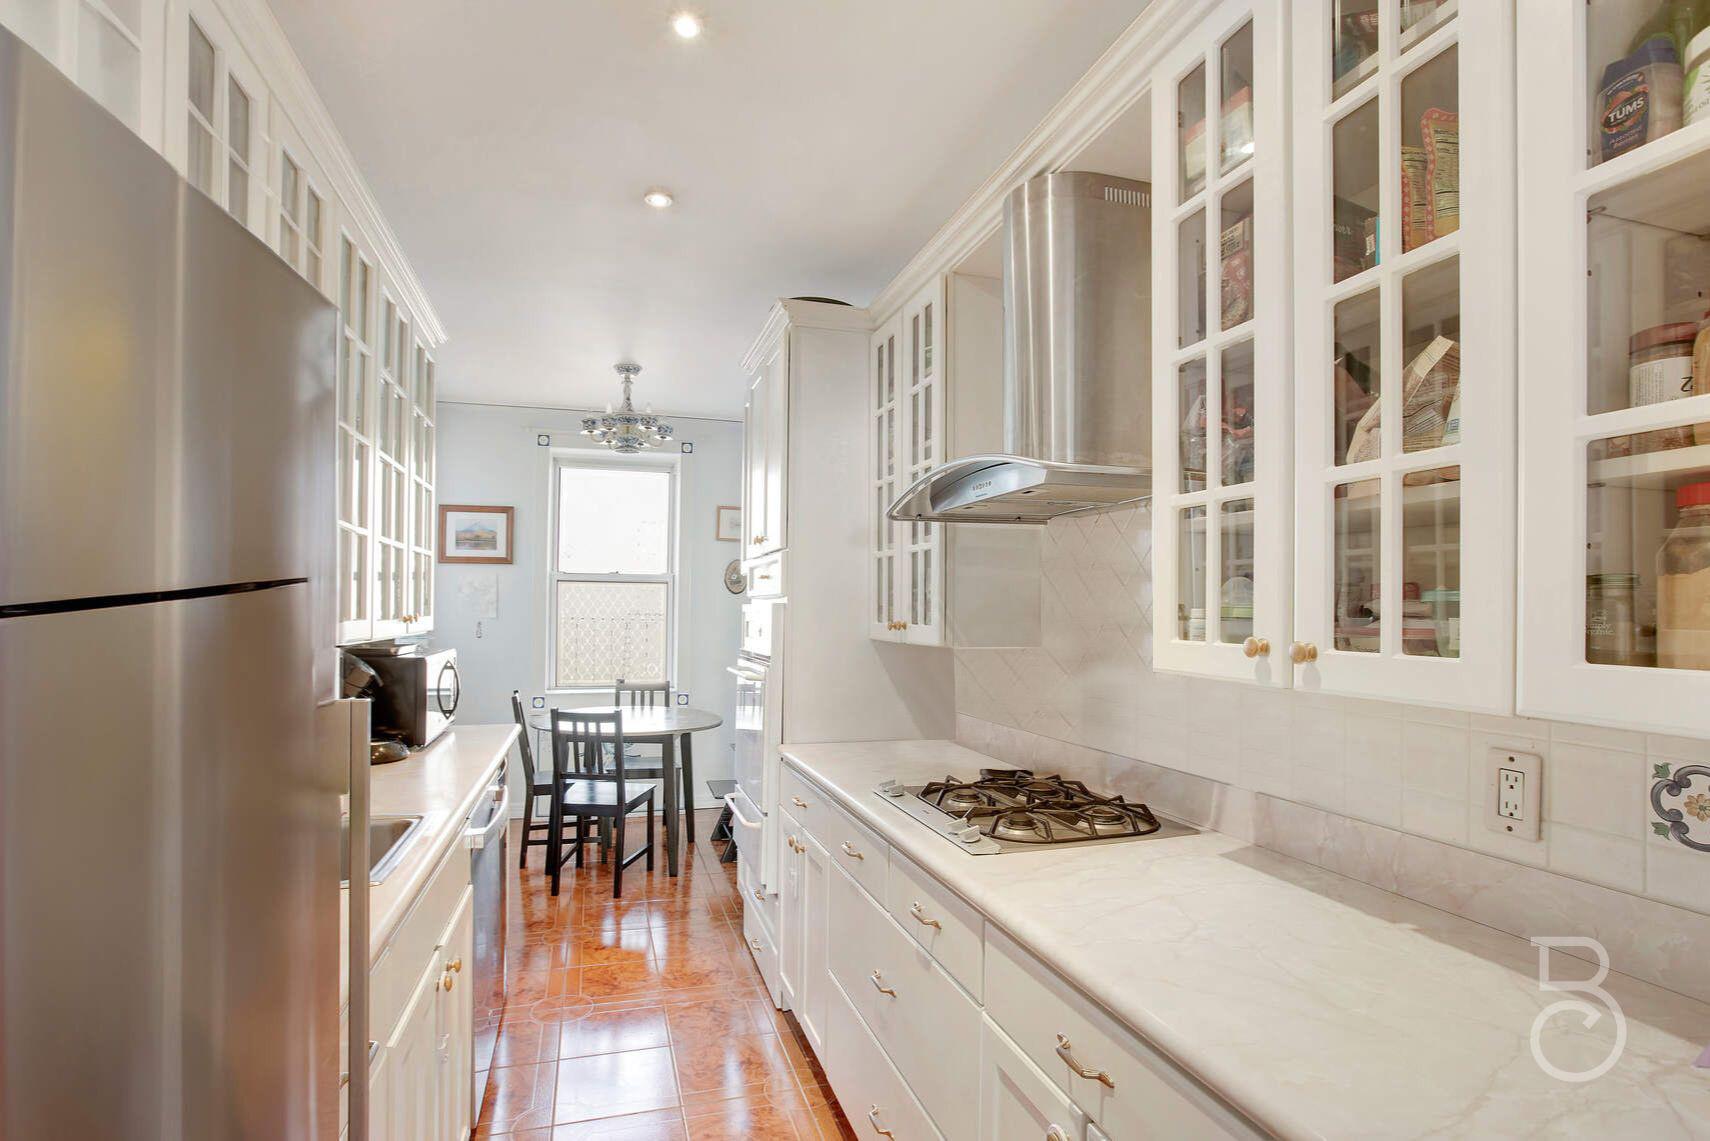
[546,453,680,694]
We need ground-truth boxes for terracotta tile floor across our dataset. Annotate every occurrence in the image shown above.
[476,810,856,1140]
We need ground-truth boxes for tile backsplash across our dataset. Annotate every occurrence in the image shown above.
[952,504,1710,922]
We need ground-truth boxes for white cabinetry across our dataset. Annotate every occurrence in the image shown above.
[1152,0,1293,686]
[1291,0,1515,710]
[1515,1,1710,735]
[1153,0,1518,713]
[870,274,1029,647]
[369,868,475,1141]
[742,330,789,562]
[978,1016,1085,1141]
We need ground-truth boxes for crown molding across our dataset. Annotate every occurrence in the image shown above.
[220,0,447,345]
[740,298,874,373]
[865,0,1200,325]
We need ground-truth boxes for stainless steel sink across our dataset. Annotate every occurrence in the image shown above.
[340,814,425,887]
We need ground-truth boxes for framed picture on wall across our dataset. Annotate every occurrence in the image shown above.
[439,504,515,564]
[715,505,742,543]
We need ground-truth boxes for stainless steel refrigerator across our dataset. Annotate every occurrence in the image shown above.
[0,26,343,1140]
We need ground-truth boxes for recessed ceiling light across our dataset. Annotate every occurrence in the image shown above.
[643,187,675,209]
[670,10,703,38]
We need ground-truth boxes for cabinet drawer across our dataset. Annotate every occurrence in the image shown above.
[829,865,980,1141]
[983,928,1255,1140]
[826,975,943,1141]
[742,896,782,1007]
[779,763,829,840]
[745,553,783,598]
[738,844,778,943]
[822,793,888,903]
[885,848,983,999]
[980,1014,1086,1141]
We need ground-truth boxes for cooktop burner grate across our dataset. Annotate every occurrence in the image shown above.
[916,769,1161,844]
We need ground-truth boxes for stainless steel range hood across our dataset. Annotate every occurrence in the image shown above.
[889,171,1151,525]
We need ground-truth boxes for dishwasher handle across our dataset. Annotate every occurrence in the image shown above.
[465,778,512,850]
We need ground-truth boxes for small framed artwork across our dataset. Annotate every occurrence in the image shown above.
[715,505,742,543]
[439,505,515,564]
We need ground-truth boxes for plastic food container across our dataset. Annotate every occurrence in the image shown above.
[1686,25,1710,125]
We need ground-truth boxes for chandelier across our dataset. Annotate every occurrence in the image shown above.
[581,363,674,453]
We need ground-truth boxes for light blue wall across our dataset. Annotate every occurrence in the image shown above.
[433,401,745,810]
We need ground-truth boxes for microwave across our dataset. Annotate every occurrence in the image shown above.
[353,647,460,747]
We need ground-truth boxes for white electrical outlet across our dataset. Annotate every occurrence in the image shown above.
[1485,748,1542,841]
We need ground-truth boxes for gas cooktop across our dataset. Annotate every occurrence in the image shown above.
[874,768,1194,855]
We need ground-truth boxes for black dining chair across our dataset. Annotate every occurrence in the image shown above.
[548,709,655,898]
[613,678,696,845]
[511,690,558,868]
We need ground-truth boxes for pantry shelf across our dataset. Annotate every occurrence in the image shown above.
[1578,118,1710,229]
[1589,440,1710,489]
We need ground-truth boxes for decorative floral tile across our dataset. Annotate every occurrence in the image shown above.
[1650,761,1710,852]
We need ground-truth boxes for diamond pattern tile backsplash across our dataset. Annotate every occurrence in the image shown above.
[953,505,1710,918]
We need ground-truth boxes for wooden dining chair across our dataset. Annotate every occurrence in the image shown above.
[510,690,558,868]
[548,709,655,899]
[613,678,696,845]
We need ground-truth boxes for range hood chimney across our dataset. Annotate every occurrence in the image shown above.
[888,171,1151,525]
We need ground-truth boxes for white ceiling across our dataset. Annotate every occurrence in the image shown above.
[268,0,1152,419]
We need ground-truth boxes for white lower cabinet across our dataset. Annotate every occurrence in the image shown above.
[826,976,943,1141]
[979,1016,1086,1141]
[778,807,805,1011]
[780,765,1261,1141]
[369,861,475,1141]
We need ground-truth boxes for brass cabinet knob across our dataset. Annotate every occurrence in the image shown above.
[1046,1128,1071,1141]
[446,957,463,973]
[1242,636,1271,659]
[1289,641,1319,665]
[440,972,455,992]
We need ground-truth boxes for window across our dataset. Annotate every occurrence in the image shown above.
[551,462,675,689]
[279,151,327,288]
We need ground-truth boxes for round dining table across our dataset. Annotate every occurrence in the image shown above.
[526,705,723,876]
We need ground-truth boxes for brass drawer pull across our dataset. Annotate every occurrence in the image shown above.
[751,887,765,903]
[908,902,941,930]
[1046,1128,1071,1141]
[867,1106,896,1137]
[841,842,864,861]
[869,971,897,997]
[749,937,764,954]
[1056,1033,1115,1088]
[791,796,809,809]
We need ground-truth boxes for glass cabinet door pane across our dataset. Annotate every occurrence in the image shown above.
[1220,21,1255,172]
[1178,208,1208,347]
[1334,479,1381,651]
[1220,498,1256,643]
[1179,62,1208,199]
[1335,288,1382,464]
[1402,466,1461,657]
[1179,358,1208,492]
[1178,506,1208,641]
[1332,98,1380,281]
[1222,340,1257,486]
[1332,0,1379,99]
[1220,179,1256,330]
[1399,46,1458,255]
[1400,0,1456,51]
[1585,424,1710,670]
[1400,256,1461,454]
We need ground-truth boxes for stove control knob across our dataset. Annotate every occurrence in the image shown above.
[953,825,984,845]
[877,780,905,798]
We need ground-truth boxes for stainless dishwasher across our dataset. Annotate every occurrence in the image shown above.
[463,760,509,1114]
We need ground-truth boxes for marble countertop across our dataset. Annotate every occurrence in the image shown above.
[782,739,1710,1140]
[341,722,518,1006]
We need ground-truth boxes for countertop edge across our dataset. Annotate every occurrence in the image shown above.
[366,724,519,967]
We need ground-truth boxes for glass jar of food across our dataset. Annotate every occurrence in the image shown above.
[1586,573,1647,666]
[1629,322,1698,407]
[1657,481,1710,670]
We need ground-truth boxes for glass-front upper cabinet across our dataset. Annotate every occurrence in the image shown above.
[1291,0,1516,711]
[336,234,376,645]
[869,282,947,645]
[1517,0,1710,735]
[868,313,903,640]
[409,341,437,630]
[371,290,411,637]
[1152,0,1293,685]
